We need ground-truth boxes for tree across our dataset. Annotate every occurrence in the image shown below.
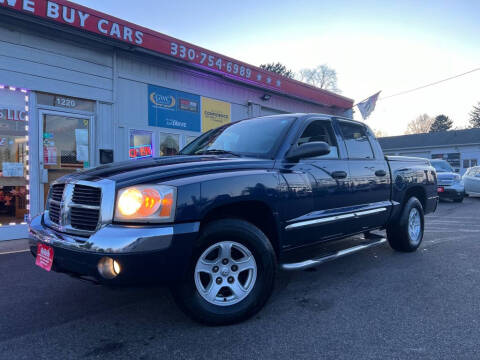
[429,114,453,132]
[405,114,434,134]
[469,102,480,128]
[259,62,295,78]
[373,128,388,138]
[298,64,340,93]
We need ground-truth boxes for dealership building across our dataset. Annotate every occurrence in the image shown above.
[0,0,354,240]
[379,128,480,174]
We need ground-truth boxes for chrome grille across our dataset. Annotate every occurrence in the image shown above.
[70,207,100,231]
[48,202,61,224]
[70,184,102,231]
[45,180,113,236]
[72,184,102,206]
[50,184,65,202]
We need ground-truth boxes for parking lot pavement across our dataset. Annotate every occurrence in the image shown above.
[1,198,480,360]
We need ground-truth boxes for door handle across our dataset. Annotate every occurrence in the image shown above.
[332,171,348,179]
[375,170,387,177]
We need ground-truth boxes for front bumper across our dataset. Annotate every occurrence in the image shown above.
[438,183,465,200]
[29,215,199,284]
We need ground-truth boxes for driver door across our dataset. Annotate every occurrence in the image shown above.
[283,119,353,248]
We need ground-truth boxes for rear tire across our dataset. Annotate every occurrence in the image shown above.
[387,197,424,252]
[454,196,464,203]
[172,219,276,326]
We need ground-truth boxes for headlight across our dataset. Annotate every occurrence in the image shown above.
[453,174,462,183]
[114,185,176,222]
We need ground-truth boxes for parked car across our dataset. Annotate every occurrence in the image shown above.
[29,114,438,325]
[430,159,465,202]
[463,166,480,197]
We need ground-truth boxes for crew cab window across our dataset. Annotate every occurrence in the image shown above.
[339,122,374,159]
[297,120,338,158]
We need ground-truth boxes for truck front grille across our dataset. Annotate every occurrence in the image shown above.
[70,207,101,231]
[48,202,61,224]
[50,184,65,202]
[72,184,101,206]
[46,182,105,235]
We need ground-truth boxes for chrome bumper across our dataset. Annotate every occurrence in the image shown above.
[29,215,200,254]
[438,182,465,192]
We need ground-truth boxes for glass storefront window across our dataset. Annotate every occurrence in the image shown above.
[0,87,29,225]
[159,133,179,156]
[129,130,153,159]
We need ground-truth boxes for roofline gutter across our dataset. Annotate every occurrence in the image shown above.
[381,142,480,151]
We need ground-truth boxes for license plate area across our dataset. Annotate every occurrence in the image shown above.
[35,243,54,272]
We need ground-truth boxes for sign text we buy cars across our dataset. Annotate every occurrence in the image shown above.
[0,0,144,45]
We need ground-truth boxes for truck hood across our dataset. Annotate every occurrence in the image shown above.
[60,155,275,186]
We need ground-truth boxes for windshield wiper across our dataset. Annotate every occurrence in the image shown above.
[201,149,241,157]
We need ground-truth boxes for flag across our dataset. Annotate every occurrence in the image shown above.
[357,91,381,120]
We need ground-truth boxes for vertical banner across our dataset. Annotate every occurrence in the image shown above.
[148,85,201,131]
[201,97,231,132]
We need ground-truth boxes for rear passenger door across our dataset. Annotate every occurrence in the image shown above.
[337,120,391,232]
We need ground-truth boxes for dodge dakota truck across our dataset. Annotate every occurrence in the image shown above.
[29,114,438,325]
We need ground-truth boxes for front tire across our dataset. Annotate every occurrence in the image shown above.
[387,197,424,252]
[172,219,276,325]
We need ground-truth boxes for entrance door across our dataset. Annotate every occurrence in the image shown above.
[39,111,93,208]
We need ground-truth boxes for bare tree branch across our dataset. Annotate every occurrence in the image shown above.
[405,114,435,134]
[298,64,340,93]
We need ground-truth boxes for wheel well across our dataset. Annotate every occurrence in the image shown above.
[404,186,427,210]
[201,201,279,256]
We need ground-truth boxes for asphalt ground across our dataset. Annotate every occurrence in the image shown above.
[1,197,480,359]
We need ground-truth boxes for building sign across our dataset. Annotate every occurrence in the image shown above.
[0,0,353,109]
[0,107,27,121]
[129,145,152,159]
[148,85,200,131]
[129,129,153,159]
[201,97,231,132]
[37,92,95,112]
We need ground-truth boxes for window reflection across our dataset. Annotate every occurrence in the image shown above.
[160,133,179,156]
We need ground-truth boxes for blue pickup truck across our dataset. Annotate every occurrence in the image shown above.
[29,114,438,325]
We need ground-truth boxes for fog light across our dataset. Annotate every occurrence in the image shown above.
[97,257,121,279]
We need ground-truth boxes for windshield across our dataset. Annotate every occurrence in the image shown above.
[180,116,296,158]
[431,160,454,173]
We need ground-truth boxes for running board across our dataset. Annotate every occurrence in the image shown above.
[281,238,387,271]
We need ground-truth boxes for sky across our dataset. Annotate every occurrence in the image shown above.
[72,0,480,136]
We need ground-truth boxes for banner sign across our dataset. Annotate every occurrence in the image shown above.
[0,0,353,109]
[148,85,200,131]
[201,97,231,132]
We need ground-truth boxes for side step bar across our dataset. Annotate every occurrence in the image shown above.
[281,238,387,271]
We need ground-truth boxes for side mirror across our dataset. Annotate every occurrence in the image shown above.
[286,141,330,162]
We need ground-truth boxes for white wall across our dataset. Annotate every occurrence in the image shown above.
[0,24,113,102]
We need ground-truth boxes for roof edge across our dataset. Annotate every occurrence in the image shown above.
[0,0,354,109]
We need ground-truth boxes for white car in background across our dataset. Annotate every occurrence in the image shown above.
[463,166,480,197]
